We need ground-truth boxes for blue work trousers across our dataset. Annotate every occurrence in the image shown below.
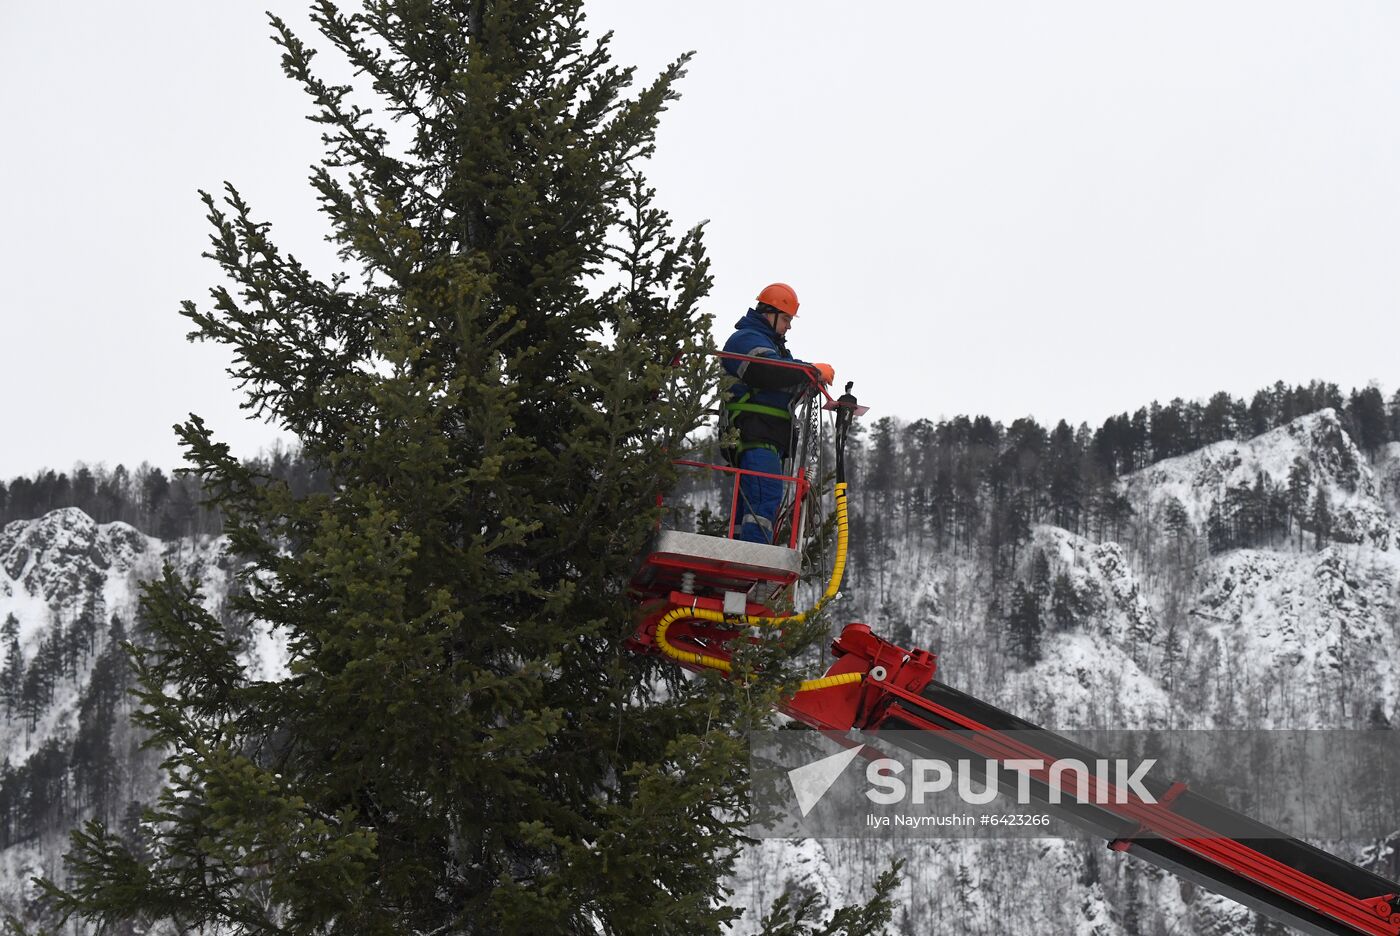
[735,447,784,544]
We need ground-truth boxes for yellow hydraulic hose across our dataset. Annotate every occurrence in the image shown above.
[654,482,865,693]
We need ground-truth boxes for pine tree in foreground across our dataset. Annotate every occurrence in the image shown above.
[37,3,894,934]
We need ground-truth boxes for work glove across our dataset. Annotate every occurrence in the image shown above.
[813,362,835,385]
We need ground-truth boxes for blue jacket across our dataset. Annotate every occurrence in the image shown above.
[721,309,815,457]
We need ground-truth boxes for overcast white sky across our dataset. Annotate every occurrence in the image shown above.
[3,2,1398,479]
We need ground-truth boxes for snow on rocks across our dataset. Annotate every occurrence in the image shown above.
[1,511,151,653]
[0,508,156,613]
[1376,441,1400,519]
[1031,526,1158,651]
[728,838,851,928]
[1005,632,1171,730]
[1192,546,1400,728]
[0,507,253,760]
[1122,409,1398,550]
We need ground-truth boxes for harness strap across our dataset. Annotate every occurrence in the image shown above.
[724,387,793,422]
[726,401,792,420]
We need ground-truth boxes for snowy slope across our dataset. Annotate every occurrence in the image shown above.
[1377,442,1400,519]
[1122,408,1398,549]
[1,511,161,759]
[0,509,287,929]
[1112,410,1400,730]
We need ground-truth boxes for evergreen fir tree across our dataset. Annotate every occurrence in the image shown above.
[1248,389,1275,436]
[1207,499,1229,555]
[1128,407,1149,468]
[18,660,48,738]
[1310,487,1334,550]
[1078,842,1101,886]
[1047,419,1082,531]
[73,640,130,819]
[1346,384,1389,455]
[1286,456,1312,549]
[1050,573,1078,632]
[953,861,977,916]
[1007,582,1043,666]
[867,416,899,500]
[0,613,21,713]
[77,591,104,658]
[1200,390,1234,443]
[1162,496,1191,561]
[1250,478,1271,545]
[1030,548,1051,604]
[107,613,127,647]
[42,5,893,935]
[1121,867,1142,936]
[1161,623,1183,694]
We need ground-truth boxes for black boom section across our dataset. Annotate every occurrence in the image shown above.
[1124,838,1367,936]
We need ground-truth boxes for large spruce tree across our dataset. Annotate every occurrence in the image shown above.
[40,3,893,934]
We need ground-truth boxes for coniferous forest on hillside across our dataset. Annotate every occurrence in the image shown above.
[7,378,1394,555]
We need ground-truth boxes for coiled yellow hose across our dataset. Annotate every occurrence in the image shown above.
[654,482,864,693]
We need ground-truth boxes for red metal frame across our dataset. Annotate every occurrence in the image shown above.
[671,458,809,546]
[656,350,829,546]
[629,604,1400,934]
[714,351,870,416]
[715,350,834,400]
[646,350,852,553]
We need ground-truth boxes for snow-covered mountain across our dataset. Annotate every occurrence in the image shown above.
[1121,409,1399,549]
[0,509,285,930]
[2,407,1397,934]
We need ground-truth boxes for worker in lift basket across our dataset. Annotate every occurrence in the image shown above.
[721,283,834,544]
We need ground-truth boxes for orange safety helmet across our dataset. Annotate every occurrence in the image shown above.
[756,282,799,317]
